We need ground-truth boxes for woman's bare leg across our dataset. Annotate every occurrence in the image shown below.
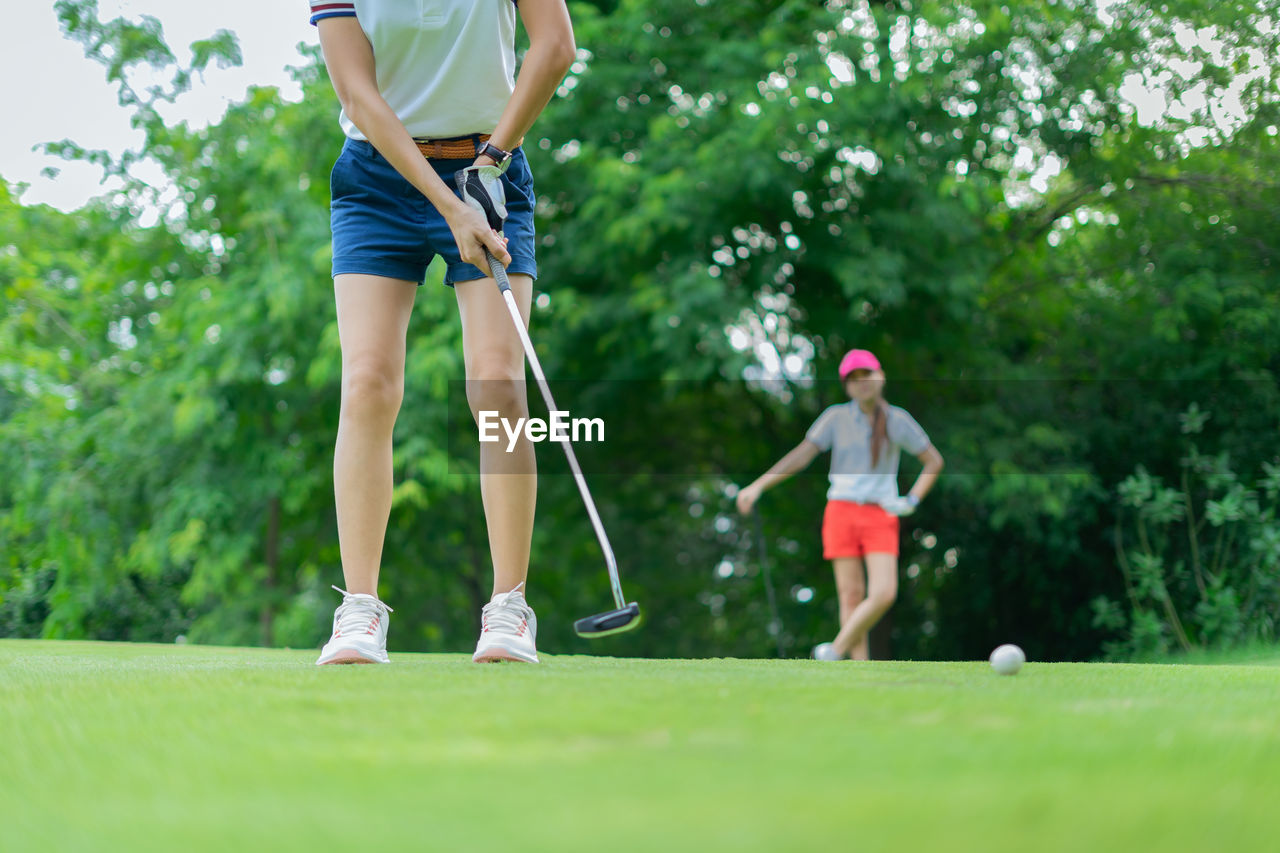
[333,274,419,595]
[455,273,536,596]
[832,557,870,660]
[831,552,898,658]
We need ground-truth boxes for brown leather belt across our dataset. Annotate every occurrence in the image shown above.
[414,134,490,159]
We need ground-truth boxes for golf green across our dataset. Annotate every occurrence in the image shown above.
[2,640,1277,851]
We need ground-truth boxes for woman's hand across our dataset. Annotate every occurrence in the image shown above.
[736,483,762,515]
[880,495,918,517]
[444,201,511,271]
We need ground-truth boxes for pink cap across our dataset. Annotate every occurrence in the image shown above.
[838,348,881,378]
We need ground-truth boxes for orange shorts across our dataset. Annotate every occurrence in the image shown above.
[822,500,899,559]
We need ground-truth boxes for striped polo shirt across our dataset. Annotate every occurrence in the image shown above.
[309,1,519,141]
[805,402,932,505]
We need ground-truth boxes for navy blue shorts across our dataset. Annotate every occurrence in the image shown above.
[329,138,538,286]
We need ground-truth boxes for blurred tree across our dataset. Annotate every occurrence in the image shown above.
[2,0,1276,661]
[529,0,1280,660]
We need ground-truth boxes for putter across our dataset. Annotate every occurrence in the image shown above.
[484,246,640,637]
[456,171,640,638]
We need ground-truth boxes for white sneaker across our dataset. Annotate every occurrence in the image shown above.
[473,583,539,663]
[812,642,842,661]
[316,586,393,665]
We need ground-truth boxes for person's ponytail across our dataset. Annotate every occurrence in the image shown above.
[870,399,890,467]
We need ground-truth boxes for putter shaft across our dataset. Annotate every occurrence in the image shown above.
[483,248,628,612]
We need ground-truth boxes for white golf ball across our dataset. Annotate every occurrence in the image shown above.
[989,643,1026,675]
[812,642,841,661]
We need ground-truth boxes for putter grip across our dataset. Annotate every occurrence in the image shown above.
[484,248,512,294]
[453,169,510,293]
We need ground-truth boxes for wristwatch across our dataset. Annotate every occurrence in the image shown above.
[477,141,513,172]
[906,494,920,508]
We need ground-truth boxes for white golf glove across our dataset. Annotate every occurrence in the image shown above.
[456,164,508,232]
[881,495,919,517]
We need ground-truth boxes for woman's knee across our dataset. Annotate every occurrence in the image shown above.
[465,355,527,417]
[341,360,404,422]
[839,587,866,612]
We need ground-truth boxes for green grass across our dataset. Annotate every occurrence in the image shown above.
[1139,641,1280,667]
[3,641,1278,852]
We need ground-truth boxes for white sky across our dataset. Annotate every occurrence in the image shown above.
[4,1,317,211]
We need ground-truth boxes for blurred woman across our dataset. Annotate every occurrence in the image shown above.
[309,1,576,665]
[737,349,944,660]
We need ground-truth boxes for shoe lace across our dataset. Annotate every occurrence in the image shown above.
[331,585,393,636]
[481,582,530,634]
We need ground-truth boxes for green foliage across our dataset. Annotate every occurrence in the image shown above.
[2,11,341,646]
[3,0,1278,660]
[1097,405,1280,658]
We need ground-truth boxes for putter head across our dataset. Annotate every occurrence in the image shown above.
[574,602,642,638]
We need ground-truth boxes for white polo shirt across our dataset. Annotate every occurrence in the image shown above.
[309,1,519,140]
[805,402,932,505]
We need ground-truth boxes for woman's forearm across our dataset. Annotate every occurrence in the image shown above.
[908,462,943,501]
[488,7,575,151]
[345,95,467,218]
[753,444,817,493]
